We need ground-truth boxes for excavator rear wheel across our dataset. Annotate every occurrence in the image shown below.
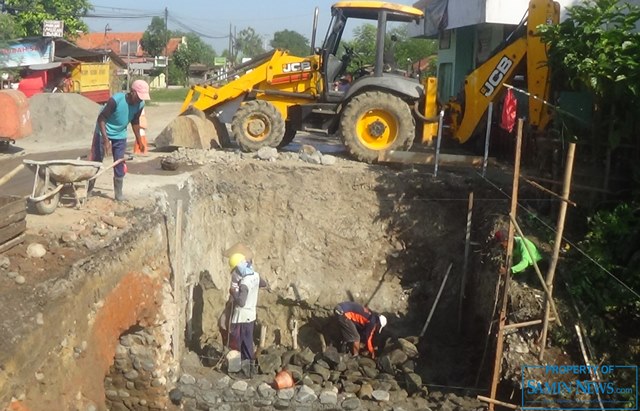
[340,91,414,163]
[231,100,285,152]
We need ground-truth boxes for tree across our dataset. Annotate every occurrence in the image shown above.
[170,33,217,86]
[391,26,438,77]
[235,27,265,60]
[270,29,310,56]
[3,0,90,38]
[538,0,640,148]
[141,16,168,57]
[349,24,377,67]
[0,13,19,40]
[346,23,437,76]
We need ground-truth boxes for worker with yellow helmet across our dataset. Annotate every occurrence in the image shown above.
[225,253,268,371]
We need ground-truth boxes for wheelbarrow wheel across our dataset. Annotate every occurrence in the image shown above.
[33,178,60,215]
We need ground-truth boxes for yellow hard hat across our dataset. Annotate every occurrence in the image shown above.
[229,253,246,269]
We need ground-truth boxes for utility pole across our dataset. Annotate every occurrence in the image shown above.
[164,7,169,88]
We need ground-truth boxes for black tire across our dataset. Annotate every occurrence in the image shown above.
[33,179,60,215]
[231,100,285,152]
[277,123,297,148]
[340,91,415,163]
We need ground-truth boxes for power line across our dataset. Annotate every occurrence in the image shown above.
[168,16,229,39]
[475,170,640,301]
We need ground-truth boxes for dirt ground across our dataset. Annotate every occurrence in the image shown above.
[0,95,570,410]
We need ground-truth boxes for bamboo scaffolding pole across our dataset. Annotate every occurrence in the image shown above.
[539,142,576,360]
[508,214,562,326]
[478,395,519,409]
[503,318,555,330]
[521,177,576,207]
[420,262,453,337]
[488,119,524,411]
[575,324,605,411]
[458,192,474,334]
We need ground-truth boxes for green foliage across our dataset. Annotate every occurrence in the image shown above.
[344,23,437,76]
[569,203,640,313]
[567,202,640,405]
[168,33,217,86]
[0,13,19,40]
[235,27,265,60]
[538,0,640,148]
[390,26,438,77]
[270,29,310,57]
[171,45,190,86]
[149,87,188,102]
[141,16,168,57]
[539,0,640,101]
[167,60,184,86]
[4,0,90,38]
[348,24,377,67]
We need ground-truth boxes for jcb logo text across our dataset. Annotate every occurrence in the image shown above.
[283,61,312,73]
[480,56,513,97]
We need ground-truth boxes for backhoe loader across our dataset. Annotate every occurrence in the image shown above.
[156,1,425,163]
[423,0,560,145]
[158,0,559,163]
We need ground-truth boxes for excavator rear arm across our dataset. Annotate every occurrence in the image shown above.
[441,0,560,144]
[450,37,527,143]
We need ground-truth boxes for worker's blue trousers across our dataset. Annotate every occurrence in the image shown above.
[230,321,255,361]
[89,131,127,177]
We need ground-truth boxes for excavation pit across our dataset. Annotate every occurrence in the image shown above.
[1,152,506,410]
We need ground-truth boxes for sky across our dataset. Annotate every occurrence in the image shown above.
[84,0,419,53]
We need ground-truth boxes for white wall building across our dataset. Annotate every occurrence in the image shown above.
[410,0,638,101]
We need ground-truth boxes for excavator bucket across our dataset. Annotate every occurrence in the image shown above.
[154,107,230,150]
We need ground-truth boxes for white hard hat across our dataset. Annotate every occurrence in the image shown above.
[378,315,387,332]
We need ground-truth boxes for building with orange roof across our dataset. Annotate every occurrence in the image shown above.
[75,32,183,75]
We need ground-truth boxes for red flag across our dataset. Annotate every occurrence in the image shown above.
[500,88,517,133]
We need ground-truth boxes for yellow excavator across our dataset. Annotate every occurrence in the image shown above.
[157,1,425,163]
[426,0,560,145]
[158,0,559,162]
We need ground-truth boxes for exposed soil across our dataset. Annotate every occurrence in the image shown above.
[0,94,575,410]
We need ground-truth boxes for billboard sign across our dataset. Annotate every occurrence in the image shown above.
[0,38,54,68]
[42,20,64,37]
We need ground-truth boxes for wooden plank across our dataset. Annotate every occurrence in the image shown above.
[378,150,496,166]
[0,196,26,219]
[0,233,25,254]
[0,210,27,230]
[0,219,26,245]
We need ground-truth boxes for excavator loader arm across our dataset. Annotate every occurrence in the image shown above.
[436,0,559,144]
[156,50,288,150]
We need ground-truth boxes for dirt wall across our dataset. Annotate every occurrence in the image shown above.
[1,214,175,411]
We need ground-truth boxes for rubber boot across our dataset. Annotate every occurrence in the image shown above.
[87,179,95,196]
[113,177,125,201]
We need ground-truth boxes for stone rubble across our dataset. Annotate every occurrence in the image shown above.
[161,144,342,170]
[169,337,485,411]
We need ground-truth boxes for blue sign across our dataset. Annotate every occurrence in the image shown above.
[522,365,638,410]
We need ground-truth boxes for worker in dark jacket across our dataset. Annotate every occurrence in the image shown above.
[227,253,268,363]
[334,301,387,358]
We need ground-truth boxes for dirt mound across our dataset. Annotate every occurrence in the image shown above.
[28,93,101,148]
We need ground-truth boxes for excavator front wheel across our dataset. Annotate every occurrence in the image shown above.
[231,100,285,152]
[340,91,415,163]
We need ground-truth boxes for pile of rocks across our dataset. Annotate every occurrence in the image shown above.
[172,337,485,410]
[159,144,339,170]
